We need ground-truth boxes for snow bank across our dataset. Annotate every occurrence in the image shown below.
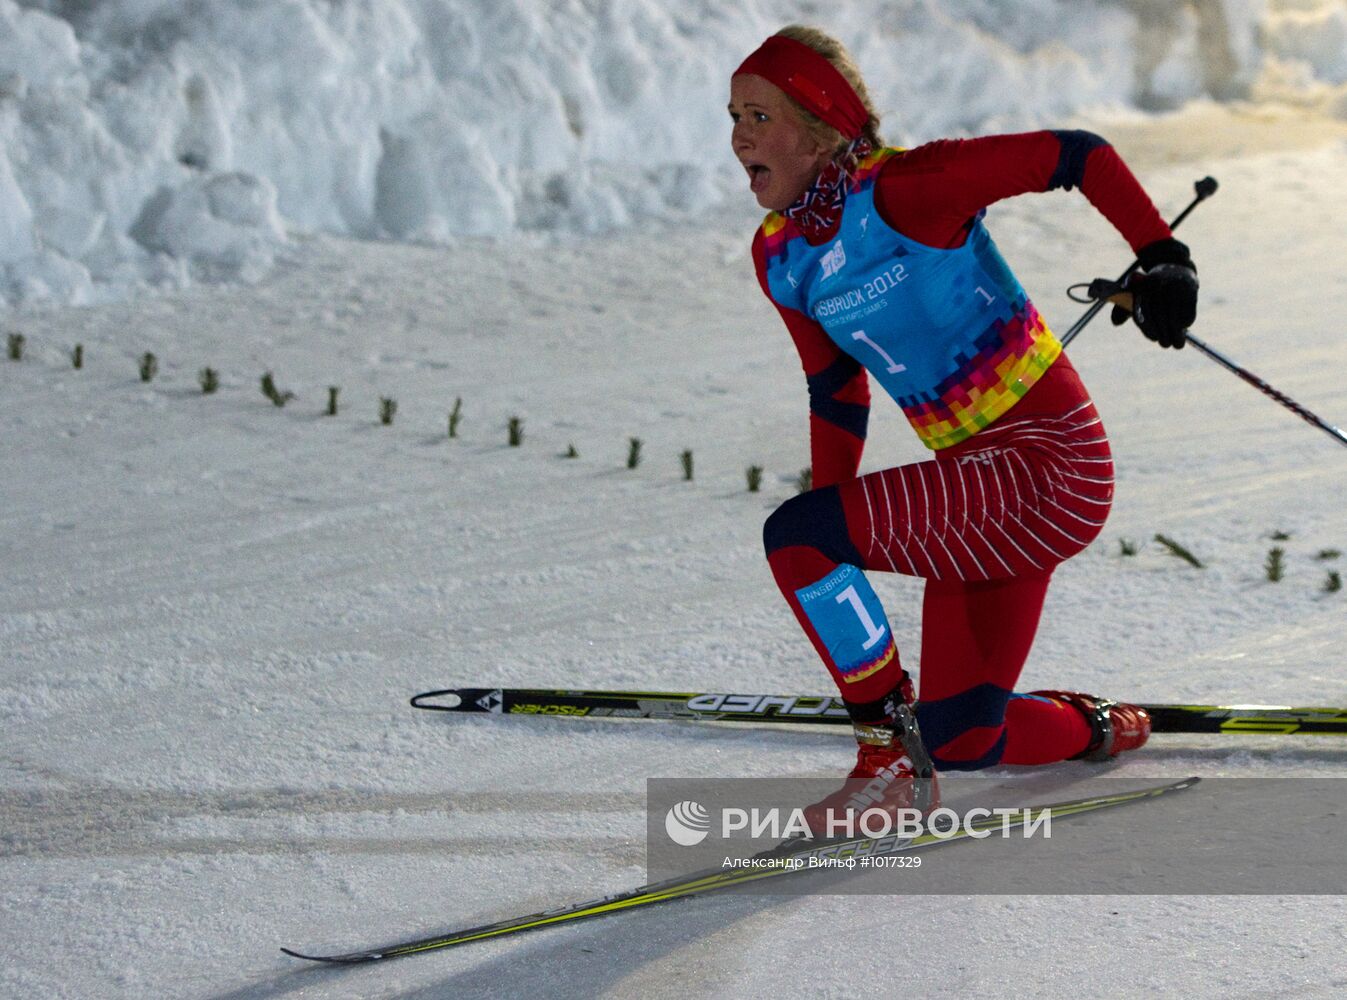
[1263,0,1347,84]
[1,0,1344,308]
[1254,0,1347,118]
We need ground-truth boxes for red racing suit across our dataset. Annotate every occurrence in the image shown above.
[756,131,1170,769]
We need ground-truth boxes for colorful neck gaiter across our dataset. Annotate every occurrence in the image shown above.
[783,138,874,240]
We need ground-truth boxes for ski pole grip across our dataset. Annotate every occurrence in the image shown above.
[1085,277,1132,311]
[1060,175,1218,346]
[1087,278,1123,300]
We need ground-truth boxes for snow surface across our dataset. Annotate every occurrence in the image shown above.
[4,3,1347,999]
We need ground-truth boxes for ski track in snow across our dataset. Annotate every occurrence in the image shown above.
[4,115,1347,998]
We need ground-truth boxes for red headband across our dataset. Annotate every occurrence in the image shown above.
[733,35,869,141]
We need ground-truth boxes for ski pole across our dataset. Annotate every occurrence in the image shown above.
[1075,282,1346,447]
[1061,175,1218,347]
[1065,177,1347,449]
[1176,336,1347,447]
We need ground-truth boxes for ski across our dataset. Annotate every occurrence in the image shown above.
[412,687,1347,736]
[282,776,1198,964]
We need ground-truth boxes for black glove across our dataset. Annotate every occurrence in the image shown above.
[1110,237,1198,349]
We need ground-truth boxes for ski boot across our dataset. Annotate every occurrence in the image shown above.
[1030,690,1151,760]
[802,701,939,839]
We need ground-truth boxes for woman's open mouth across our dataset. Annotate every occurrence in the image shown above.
[745,163,771,194]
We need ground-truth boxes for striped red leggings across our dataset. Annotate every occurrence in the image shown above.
[764,356,1112,770]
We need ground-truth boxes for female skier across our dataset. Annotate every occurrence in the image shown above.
[730,27,1198,824]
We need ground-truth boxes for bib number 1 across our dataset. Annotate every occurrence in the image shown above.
[836,584,888,650]
[794,564,894,682]
[851,329,906,374]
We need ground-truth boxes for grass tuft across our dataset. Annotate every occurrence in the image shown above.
[1154,534,1204,569]
[261,372,294,407]
[1264,547,1285,582]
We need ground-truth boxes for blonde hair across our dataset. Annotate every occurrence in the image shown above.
[773,24,884,153]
